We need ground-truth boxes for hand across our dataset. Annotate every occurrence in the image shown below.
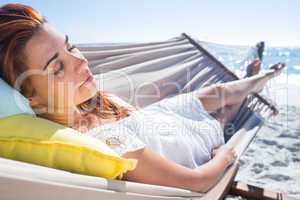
[212,145,237,167]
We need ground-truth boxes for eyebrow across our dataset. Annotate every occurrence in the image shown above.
[42,35,69,71]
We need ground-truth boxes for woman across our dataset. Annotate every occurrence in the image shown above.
[0,4,285,192]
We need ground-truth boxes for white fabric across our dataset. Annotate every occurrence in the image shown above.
[89,35,238,109]
[86,92,224,168]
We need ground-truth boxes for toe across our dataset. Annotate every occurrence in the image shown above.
[267,63,286,77]
[269,63,280,70]
[269,62,285,70]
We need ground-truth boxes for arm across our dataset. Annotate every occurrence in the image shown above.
[121,146,236,192]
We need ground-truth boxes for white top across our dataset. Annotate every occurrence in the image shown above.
[86,92,225,168]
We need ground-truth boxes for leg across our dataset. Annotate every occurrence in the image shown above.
[194,63,285,114]
[195,75,265,113]
[212,103,244,129]
[214,59,261,129]
[214,59,262,128]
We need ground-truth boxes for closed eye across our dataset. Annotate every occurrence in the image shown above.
[68,45,77,52]
[53,45,77,76]
[54,62,64,75]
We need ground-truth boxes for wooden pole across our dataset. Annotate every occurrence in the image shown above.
[229,181,299,200]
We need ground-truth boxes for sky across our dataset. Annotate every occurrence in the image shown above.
[1,0,299,47]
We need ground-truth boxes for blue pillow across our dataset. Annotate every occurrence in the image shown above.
[0,78,35,118]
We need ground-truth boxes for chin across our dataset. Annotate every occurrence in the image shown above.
[76,81,98,105]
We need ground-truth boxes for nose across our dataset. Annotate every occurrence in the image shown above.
[69,53,88,74]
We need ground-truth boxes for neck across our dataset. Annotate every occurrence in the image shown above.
[39,106,83,128]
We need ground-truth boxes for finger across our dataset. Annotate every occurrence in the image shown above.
[233,152,238,160]
[212,150,216,156]
[227,145,234,150]
[227,157,235,166]
[213,147,220,151]
[233,153,237,159]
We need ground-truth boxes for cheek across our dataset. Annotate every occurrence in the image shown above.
[30,77,50,103]
[34,70,97,107]
[51,80,79,107]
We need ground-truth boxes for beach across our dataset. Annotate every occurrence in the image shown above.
[226,105,300,199]
[201,42,300,199]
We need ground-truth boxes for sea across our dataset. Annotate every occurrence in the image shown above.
[199,41,300,199]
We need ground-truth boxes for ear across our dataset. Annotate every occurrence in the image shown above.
[27,95,47,113]
[28,95,40,107]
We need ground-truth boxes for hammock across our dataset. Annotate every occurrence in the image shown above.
[0,33,277,200]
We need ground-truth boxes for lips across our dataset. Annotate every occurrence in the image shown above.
[80,73,94,87]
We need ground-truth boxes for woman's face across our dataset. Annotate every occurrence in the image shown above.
[22,23,97,113]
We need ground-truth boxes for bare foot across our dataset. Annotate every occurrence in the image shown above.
[266,62,286,78]
[251,62,286,94]
[245,59,261,77]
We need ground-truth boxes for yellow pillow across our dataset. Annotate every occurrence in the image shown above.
[0,114,137,179]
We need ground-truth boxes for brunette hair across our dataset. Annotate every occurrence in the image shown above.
[0,3,133,127]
